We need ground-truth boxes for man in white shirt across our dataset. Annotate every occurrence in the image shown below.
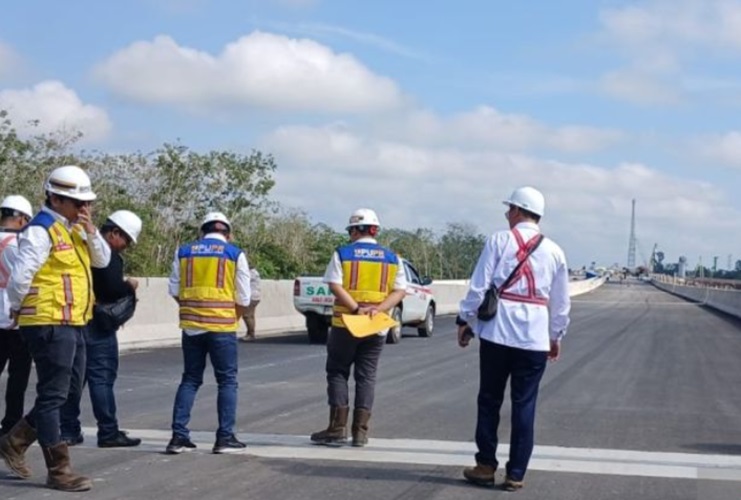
[457,187,571,492]
[165,212,251,455]
[0,166,110,493]
[0,195,33,436]
[310,208,406,447]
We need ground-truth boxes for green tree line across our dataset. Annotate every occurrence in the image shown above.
[0,112,485,279]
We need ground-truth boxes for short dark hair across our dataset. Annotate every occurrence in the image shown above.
[0,208,24,219]
[514,206,541,223]
[100,221,118,234]
[201,221,230,235]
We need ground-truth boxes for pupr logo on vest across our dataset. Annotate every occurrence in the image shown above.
[191,243,225,254]
[354,248,385,259]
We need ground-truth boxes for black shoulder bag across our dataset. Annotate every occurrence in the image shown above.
[93,293,137,331]
[477,234,544,321]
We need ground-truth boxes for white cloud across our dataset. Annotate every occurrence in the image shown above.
[598,0,741,104]
[372,107,624,154]
[600,70,681,105]
[261,123,739,267]
[692,131,741,168]
[94,32,403,114]
[601,0,741,53]
[0,81,112,143]
[0,42,20,79]
[275,22,430,61]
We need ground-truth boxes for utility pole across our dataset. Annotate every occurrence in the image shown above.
[627,199,637,269]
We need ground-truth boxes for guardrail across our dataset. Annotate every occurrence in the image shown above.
[651,275,741,319]
[118,276,606,351]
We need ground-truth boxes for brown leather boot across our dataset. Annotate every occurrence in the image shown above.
[463,462,497,487]
[310,406,349,446]
[351,408,371,447]
[0,417,37,479]
[42,442,92,492]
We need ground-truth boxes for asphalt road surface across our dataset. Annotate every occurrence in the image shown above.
[1,280,741,499]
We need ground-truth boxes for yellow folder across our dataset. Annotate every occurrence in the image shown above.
[341,312,399,338]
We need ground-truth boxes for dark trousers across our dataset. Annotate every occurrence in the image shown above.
[171,332,238,440]
[60,325,120,441]
[21,325,86,447]
[0,328,33,432]
[326,327,385,410]
[475,339,548,482]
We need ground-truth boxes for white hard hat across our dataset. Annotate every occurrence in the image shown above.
[201,211,231,232]
[44,165,96,201]
[107,210,142,244]
[346,208,380,229]
[0,195,33,219]
[503,186,545,217]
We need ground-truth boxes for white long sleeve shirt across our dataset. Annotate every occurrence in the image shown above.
[0,229,20,329]
[168,233,251,336]
[458,222,571,352]
[7,206,111,312]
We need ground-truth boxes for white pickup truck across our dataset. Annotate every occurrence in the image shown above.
[293,259,436,344]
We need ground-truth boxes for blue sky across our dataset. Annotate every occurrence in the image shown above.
[1,0,741,269]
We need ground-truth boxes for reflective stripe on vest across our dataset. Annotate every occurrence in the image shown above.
[177,238,242,333]
[331,242,399,328]
[498,229,549,306]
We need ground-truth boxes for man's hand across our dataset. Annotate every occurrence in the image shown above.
[457,325,474,348]
[548,339,561,361]
[357,306,380,318]
[127,278,139,290]
[77,205,96,235]
[236,304,249,319]
[9,309,19,329]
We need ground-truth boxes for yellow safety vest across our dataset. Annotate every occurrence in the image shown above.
[331,242,399,328]
[177,238,242,333]
[20,212,94,326]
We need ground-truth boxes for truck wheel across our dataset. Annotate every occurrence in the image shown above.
[386,307,402,344]
[306,313,328,344]
[417,304,435,337]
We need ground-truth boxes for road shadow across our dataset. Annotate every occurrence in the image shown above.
[682,443,741,455]
[264,458,478,490]
[244,332,314,346]
[248,330,431,347]
[697,306,741,329]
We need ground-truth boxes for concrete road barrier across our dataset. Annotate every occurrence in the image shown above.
[119,276,606,351]
[652,278,741,319]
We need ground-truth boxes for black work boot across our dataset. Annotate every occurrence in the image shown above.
[310,406,349,446]
[0,418,38,479]
[351,408,371,447]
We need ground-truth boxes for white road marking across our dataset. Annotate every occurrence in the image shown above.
[80,427,741,482]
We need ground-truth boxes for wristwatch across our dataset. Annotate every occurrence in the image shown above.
[455,315,468,326]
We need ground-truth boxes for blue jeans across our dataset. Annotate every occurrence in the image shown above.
[474,339,548,482]
[171,332,238,440]
[60,325,120,441]
[22,325,86,447]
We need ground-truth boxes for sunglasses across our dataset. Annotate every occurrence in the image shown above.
[60,196,92,208]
